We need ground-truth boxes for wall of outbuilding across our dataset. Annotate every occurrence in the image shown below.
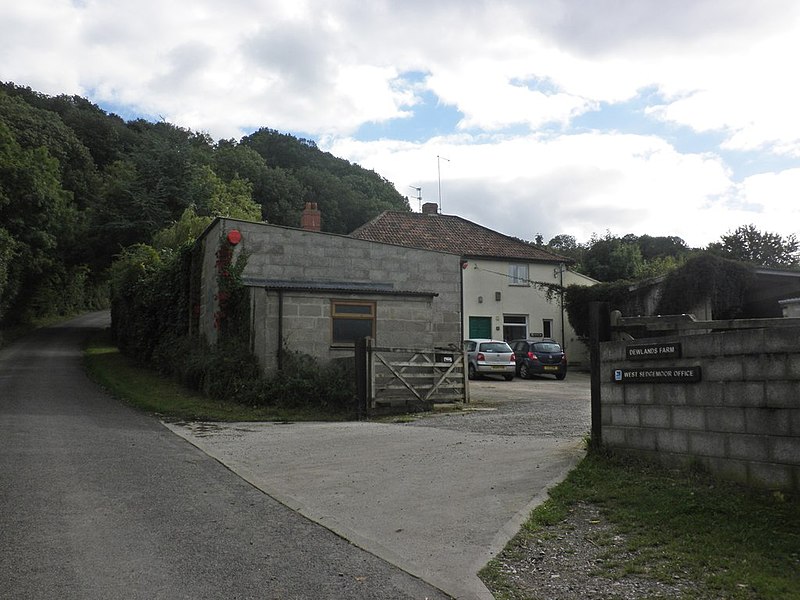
[198,218,463,373]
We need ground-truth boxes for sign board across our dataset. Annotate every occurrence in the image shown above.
[613,366,701,383]
[626,342,682,360]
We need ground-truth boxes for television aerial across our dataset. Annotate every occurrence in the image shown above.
[409,186,422,211]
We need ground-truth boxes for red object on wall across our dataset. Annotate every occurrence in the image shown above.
[227,229,242,245]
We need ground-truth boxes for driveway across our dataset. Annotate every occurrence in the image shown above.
[167,372,591,600]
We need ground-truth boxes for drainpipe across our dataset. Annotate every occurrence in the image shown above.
[459,258,466,342]
[559,263,565,350]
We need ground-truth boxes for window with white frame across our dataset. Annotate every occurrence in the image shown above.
[331,300,376,346]
[503,315,528,341]
[508,263,529,286]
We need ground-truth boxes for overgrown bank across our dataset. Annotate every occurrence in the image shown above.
[109,238,357,416]
[84,329,348,422]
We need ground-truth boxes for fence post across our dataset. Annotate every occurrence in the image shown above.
[355,337,368,420]
[589,302,611,448]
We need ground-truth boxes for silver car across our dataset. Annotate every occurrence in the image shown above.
[464,339,516,381]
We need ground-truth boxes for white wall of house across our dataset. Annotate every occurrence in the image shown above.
[461,258,595,367]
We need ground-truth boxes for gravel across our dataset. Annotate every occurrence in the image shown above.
[485,501,696,600]
[410,373,698,599]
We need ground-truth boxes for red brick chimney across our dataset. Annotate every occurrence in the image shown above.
[422,202,439,215]
[301,202,321,231]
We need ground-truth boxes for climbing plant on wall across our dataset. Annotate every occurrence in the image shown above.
[213,234,249,338]
[656,254,753,319]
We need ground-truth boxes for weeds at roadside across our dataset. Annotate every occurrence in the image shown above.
[481,451,800,599]
[84,332,350,422]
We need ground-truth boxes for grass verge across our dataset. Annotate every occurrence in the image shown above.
[84,331,348,422]
[480,451,800,600]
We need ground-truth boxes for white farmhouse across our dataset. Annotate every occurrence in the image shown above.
[351,203,597,367]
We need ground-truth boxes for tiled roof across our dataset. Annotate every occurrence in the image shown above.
[350,211,572,263]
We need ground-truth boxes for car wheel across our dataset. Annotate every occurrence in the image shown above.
[468,363,476,380]
[520,364,530,379]
[556,373,566,380]
[504,374,514,381]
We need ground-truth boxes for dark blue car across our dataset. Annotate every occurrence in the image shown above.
[510,339,567,380]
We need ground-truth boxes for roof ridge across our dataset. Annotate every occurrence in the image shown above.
[349,210,572,264]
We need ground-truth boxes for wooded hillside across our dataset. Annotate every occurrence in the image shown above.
[0,82,409,326]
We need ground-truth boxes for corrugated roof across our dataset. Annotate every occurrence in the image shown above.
[350,211,572,263]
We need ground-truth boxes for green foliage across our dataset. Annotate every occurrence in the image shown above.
[485,452,800,599]
[242,127,410,233]
[634,234,689,261]
[108,237,354,412]
[563,253,757,337]
[0,83,411,328]
[260,350,356,411]
[0,119,89,322]
[108,243,170,360]
[151,207,213,251]
[637,253,686,279]
[582,233,645,281]
[213,238,250,337]
[657,253,754,319]
[0,228,17,319]
[708,224,799,268]
[564,281,633,338]
[547,234,583,263]
[549,231,690,282]
[189,165,261,221]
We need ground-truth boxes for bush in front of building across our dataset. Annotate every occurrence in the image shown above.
[109,241,356,414]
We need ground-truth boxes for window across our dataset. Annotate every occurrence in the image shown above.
[503,314,527,341]
[331,300,376,346]
[508,263,529,286]
[542,319,553,339]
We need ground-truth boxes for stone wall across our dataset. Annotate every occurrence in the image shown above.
[600,326,800,491]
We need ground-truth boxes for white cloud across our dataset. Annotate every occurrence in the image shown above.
[2,0,799,245]
[321,131,745,247]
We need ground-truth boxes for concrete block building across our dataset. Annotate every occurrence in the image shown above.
[195,211,463,374]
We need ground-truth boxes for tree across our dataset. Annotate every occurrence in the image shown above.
[0,121,82,322]
[547,234,583,263]
[708,224,799,268]
[189,165,261,221]
[582,234,644,282]
[635,234,689,260]
[151,207,212,251]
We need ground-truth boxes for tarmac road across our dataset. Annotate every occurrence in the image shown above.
[0,313,449,600]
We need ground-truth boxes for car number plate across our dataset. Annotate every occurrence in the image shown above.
[543,366,558,371]
[491,365,505,370]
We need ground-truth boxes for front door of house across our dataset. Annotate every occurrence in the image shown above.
[468,316,492,338]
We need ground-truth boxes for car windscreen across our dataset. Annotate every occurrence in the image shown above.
[479,342,512,353]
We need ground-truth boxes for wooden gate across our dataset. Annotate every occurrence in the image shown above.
[355,338,468,416]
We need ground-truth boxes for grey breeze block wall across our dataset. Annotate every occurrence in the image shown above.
[200,219,463,373]
[600,326,800,491]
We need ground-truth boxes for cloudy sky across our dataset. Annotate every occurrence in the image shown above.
[2,0,799,248]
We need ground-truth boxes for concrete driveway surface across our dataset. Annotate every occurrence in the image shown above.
[167,373,591,600]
